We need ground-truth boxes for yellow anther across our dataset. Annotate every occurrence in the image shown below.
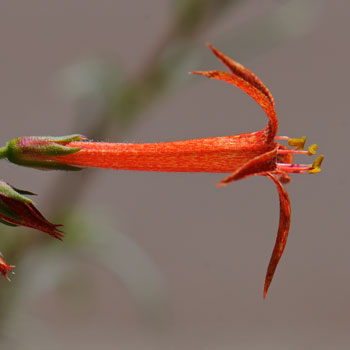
[307,144,318,156]
[288,136,306,150]
[309,154,324,174]
[309,168,321,174]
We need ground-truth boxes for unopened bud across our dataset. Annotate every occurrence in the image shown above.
[1,134,87,170]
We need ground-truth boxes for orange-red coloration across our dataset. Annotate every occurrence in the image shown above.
[20,44,322,297]
[264,173,291,299]
[0,256,15,281]
[52,135,277,173]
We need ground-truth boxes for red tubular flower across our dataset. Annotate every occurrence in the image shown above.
[1,44,323,297]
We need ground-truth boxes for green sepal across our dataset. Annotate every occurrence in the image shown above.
[0,181,33,204]
[0,181,34,224]
[37,134,87,143]
[2,134,87,171]
[10,187,37,196]
[20,161,84,171]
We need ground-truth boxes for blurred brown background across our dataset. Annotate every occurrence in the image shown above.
[0,0,348,349]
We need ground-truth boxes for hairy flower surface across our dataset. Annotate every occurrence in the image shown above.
[0,44,323,297]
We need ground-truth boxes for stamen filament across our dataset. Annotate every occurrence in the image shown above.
[278,149,309,155]
[274,136,290,140]
[277,163,311,173]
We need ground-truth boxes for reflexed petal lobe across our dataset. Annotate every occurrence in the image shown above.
[206,43,275,106]
[191,70,278,141]
[263,173,291,298]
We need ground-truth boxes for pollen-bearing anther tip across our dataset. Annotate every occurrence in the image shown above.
[288,136,306,150]
[307,144,318,155]
[309,154,324,174]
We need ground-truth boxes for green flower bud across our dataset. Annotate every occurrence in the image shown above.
[0,134,87,170]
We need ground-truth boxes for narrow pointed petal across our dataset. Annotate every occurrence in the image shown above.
[191,70,278,142]
[217,147,278,185]
[263,173,291,298]
[0,201,64,240]
[22,201,64,240]
[206,43,275,106]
